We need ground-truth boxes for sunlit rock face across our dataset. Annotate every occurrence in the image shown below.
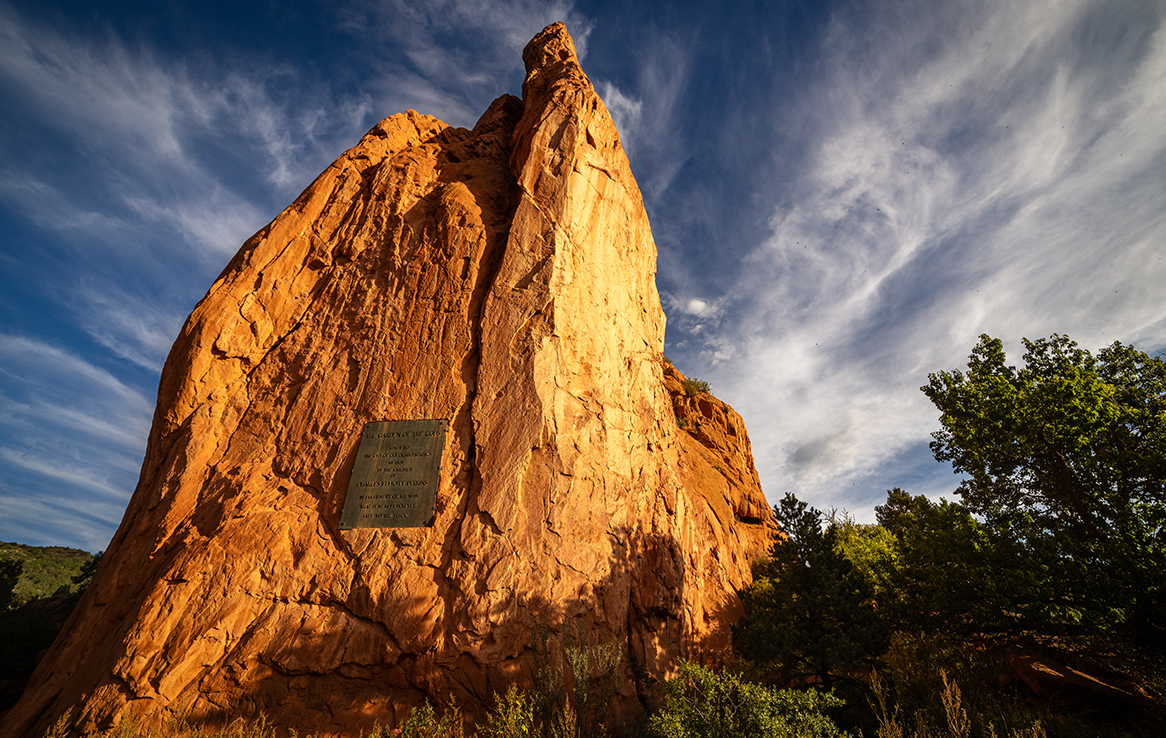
[1,23,774,737]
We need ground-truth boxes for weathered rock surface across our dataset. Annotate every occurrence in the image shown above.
[663,363,776,655]
[1,23,774,737]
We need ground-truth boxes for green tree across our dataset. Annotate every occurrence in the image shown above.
[875,489,1039,640]
[922,334,1166,651]
[827,510,898,599]
[0,557,23,611]
[739,494,888,688]
[71,550,102,589]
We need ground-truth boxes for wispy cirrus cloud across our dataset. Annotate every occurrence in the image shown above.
[0,334,152,549]
[667,0,1166,517]
[0,4,381,549]
[0,5,369,256]
[342,0,593,128]
[595,29,693,201]
[72,284,184,371]
[0,3,379,372]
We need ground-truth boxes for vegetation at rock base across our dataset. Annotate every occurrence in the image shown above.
[739,493,889,690]
[33,661,851,738]
[479,684,535,738]
[38,708,292,738]
[644,661,849,738]
[735,333,1166,737]
[391,701,466,738]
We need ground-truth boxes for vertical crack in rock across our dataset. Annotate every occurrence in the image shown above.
[1,23,776,738]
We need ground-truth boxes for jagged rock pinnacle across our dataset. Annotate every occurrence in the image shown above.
[1,23,774,738]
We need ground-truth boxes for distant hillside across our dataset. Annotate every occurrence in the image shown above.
[0,542,99,713]
[0,541,96,605]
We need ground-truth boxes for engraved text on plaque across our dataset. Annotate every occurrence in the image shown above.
[339,419,447,529]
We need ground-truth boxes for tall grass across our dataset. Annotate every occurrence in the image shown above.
[866,634,1158,738]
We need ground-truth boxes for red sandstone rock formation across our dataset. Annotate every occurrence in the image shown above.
[1,23,774,737]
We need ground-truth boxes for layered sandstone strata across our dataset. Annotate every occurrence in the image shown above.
[1,23,774,737]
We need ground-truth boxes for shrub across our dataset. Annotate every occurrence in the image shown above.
[562,631,621,736]
[395,701,464,738]
[526,625,623,737]
[680,378,710,397]
[645,661,849,738]
[480,684,535,738]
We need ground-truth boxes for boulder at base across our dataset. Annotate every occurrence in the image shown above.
[1,23,774,737]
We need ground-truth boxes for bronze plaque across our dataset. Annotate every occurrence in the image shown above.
[339,419,447,529]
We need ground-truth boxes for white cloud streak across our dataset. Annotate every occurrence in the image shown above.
[594,31,692,202]
[0,4,380,374]
[0,7,352,256]
[345,0,593,128]
[2,0,1161,546]
[0,335,153,549]
[693,0,1166,518]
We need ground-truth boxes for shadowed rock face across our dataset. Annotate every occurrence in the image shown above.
[1,23,774,737]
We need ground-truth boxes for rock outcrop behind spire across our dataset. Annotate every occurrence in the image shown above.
[1,23,774,737]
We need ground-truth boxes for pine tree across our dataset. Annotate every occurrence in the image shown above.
[739,493,888,688]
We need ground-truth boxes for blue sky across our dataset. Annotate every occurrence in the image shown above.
[1,0,1163,552]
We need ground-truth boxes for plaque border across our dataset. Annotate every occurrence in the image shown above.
[339,419,447,529]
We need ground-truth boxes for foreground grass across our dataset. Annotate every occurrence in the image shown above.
[30,633,1164,738]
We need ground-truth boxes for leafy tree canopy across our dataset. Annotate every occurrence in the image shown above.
[875,489,1041,640]
[922,334,1166,650]
[826,510,898,599]
[0,557,22,612]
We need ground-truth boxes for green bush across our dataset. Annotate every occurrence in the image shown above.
[394,701,464,738]
[680,378,711,397]
[558,630,621,737]
[645,661,849,738]
[480,684,535,738]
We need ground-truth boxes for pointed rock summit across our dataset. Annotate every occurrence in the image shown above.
[3,24,773,736]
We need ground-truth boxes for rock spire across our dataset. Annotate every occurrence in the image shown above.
[1,23,773,737]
